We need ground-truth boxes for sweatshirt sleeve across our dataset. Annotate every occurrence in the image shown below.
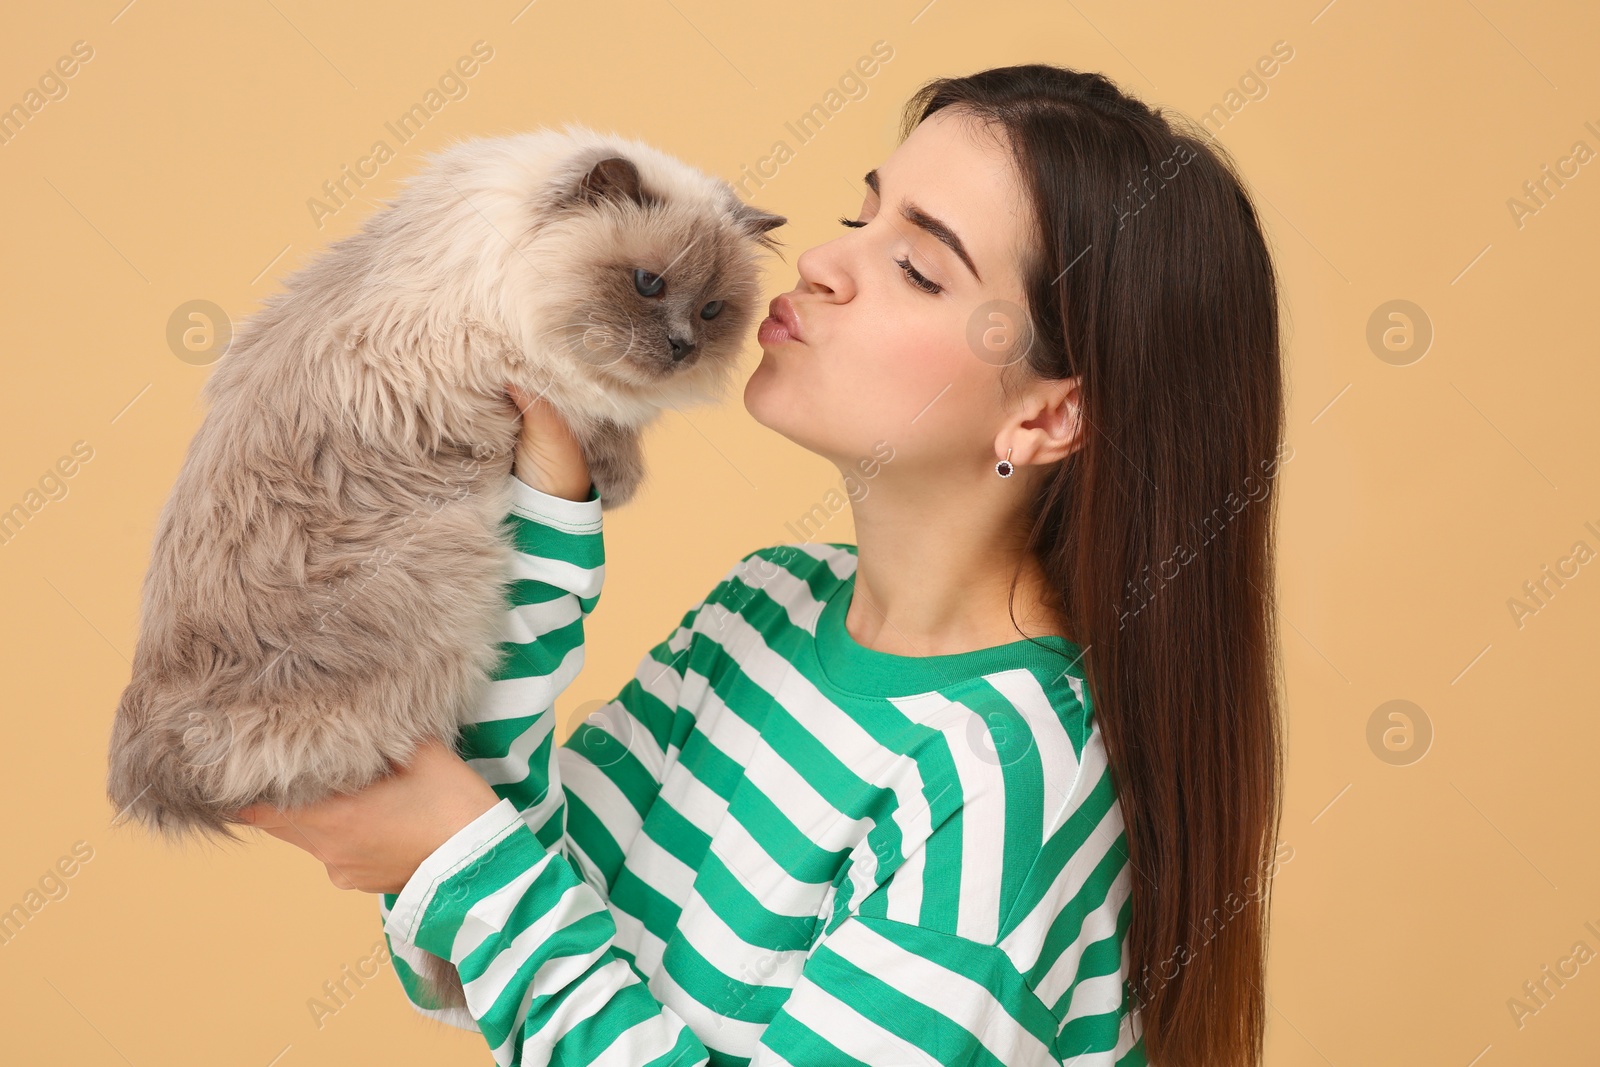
[379,471,738,1030]
[382,796,709,1066]
[378,470,604,1027]
[462,471,606,846]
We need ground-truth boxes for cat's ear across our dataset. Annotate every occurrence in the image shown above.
[732,202,787,253]
[573,156,655,209]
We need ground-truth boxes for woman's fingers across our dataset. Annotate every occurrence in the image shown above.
[236,803,275,826]
[505,382,535,412]
[236,804,317,848]
[504,382,592,500]
[235,806,301,848]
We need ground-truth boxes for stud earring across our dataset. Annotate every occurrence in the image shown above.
[995,447,1014,478]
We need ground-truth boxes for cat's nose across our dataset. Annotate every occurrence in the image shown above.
[668,335,695,362]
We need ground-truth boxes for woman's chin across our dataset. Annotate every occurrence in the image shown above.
[741,355,781,425]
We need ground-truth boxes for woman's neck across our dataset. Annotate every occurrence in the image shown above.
[842,477,1071,657]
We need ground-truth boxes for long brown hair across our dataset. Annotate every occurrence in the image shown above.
[900,66,1287,1066]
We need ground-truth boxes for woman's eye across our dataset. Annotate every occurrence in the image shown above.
[836,215,939,294]
[895,256,942,295]
[699,300,723,320]
[634,269,665,297]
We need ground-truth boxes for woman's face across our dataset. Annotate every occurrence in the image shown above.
[743,107,1041,482]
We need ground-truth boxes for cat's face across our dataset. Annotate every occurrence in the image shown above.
[531,154,785,393]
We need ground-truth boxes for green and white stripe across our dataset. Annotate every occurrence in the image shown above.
[379,473,1146,1066]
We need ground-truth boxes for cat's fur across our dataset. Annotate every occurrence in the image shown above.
[105,126,784,1008]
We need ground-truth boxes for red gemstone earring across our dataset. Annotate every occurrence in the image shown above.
[995,447,1014,478]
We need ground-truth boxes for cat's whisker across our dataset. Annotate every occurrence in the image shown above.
[540,313,639,372]
[533,316,601,339]
[598,323,643,371]
[550,321,613,360]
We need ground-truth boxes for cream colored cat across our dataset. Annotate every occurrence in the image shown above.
[106,124,783,842]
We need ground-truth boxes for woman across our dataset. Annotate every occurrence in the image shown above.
[239,64,1286,1067]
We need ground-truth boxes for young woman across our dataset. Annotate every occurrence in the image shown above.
[239,64,1286,1067]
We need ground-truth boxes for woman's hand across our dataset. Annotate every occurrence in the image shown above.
[506,383,593,502]
[234,739,501,895]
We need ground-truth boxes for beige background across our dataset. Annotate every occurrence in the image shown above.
[2,0,1596,1063]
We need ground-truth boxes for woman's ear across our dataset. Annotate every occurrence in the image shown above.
[1008,376,1083,465]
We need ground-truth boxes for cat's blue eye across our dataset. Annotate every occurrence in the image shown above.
[634,269,665,297]
[699,300,723,320]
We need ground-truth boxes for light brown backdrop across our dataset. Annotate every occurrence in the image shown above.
[1,1,1595,1063]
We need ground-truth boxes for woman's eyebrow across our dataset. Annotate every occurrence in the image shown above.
[863,168,982,283]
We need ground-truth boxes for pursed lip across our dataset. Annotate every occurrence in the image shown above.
[768,294,805,343]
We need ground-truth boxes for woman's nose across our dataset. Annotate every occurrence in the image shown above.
[796,240,854,303]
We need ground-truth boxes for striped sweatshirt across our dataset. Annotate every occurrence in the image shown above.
[378,472,1147,1066]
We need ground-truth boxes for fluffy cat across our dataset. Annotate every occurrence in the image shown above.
[105,123,783,844]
